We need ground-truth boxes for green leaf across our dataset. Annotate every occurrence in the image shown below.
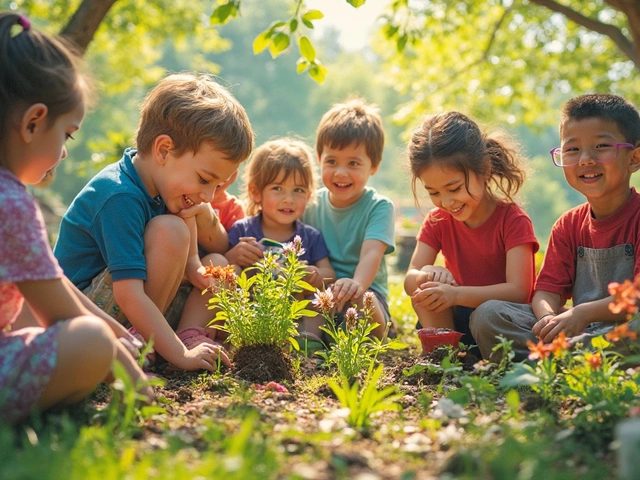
[385,340,409,350]
[253,31,272,54]
[289,18,298,33]
[396,33,408,52]
[296,58,309,74]
[301,19,314,29]
[309,63,327,84]
[500,363,540,388]
[288,336,300,351]
[210,3,235,25]
[302,9,324,21]
[298,36,316,62]
[269,32,290,58]
[591,336,611,349]
[297,279,316,292]
[446,387,470,406]
[402,364,427,377]
[506,389,520,411]
[346,0,367,7]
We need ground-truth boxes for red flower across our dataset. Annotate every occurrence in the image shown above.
[549,332,570,356]
[605,323,638,342]
[608,276,640,319]
[527,339,553,361]
[585,352,602,370]
[203,263,237,291]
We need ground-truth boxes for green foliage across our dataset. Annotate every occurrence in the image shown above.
[0,410,279,479]
[379,1,639,131]
[327,364,403,429]
[208,241,316,349]
[223,0,331,82]
[315,290,407,380]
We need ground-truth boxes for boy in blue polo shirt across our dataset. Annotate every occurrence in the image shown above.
[54,73,253,371]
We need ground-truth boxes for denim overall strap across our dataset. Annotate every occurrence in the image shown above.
[573,243,634,334]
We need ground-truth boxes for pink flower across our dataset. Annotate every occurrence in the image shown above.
[265,382,288,393]
[345,307,358,331]
[312,288,335,314]
[363,291,375,312]
[282,235,305,257]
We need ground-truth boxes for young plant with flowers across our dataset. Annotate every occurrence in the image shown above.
[314,289,405,381]
[206,236,316,349]
[204,236,317,381]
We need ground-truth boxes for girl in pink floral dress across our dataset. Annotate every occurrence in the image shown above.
[0,12,151,424]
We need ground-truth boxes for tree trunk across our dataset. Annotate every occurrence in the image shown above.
[59,0,119,54]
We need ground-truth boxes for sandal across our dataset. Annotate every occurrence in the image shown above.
[177,326,222,350]
[127,326,157,369]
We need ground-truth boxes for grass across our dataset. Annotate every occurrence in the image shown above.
[0,279,631,479]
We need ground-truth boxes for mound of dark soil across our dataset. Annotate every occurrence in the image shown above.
[233,344,296,383]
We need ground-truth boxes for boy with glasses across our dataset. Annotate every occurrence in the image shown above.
[470,93,640,361]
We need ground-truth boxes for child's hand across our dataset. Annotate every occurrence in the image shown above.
[224,237,264,268]
[535,309,588,343]
[418,266,457,286]
[176,202,211,220]
[303,265,322,288]
[179,343,231,372]
[411,281,458,313]
[333,278,365,311]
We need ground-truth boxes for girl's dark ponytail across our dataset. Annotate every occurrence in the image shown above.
[485,135,526,203]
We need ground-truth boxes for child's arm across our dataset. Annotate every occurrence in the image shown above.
[183,216,211,292]
[195,203,229,254]
[333,239,387,310]
[177,203,229,255]
[112,278,230,371]
[532,290,628,343]
[305,257,335,289]
[412,244,534,313]
[404,241,455,295]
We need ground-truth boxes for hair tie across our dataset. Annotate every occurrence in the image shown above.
[17,14,31,32]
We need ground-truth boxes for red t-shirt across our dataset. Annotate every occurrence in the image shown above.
[417,202,539,289]
[211,192,245,231]
[535,188,640,300]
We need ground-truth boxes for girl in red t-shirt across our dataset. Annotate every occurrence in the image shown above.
[404,112,539,352]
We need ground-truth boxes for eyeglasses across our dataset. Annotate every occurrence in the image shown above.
[550,142,635,167]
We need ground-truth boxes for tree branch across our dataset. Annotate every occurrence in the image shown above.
[529,0,639,70]
[60,0,118,54]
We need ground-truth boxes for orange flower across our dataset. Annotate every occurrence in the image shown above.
[549,332,571,356]
[605,323,638,342]
[202,263,237,291]
[585,352,602,370]
[608,276,640,319]
[527,339,553,361]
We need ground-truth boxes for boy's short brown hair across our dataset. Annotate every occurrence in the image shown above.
[315,98,385,168]
[135,73,254,162]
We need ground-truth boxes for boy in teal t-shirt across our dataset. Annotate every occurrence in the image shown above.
[304,98,395,339]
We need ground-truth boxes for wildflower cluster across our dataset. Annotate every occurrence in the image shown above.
[525,332,570,361]
[315,290,404,380]
[206,236,316,350]
[608,276,640,318]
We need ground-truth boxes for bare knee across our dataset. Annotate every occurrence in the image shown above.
[145,215,190,257]
[60,316,116,383]
[202,253,228,267]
